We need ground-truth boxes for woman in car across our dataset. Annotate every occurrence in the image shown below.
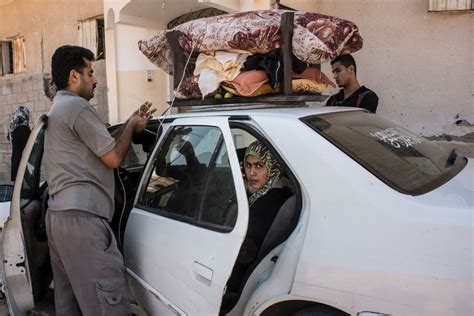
[225,140,293,299]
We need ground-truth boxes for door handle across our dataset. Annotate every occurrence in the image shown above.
[192,261,213,284]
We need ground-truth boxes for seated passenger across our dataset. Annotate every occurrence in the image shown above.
[227,140,292,293]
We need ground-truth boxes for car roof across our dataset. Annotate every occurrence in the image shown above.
[152,105,362,121]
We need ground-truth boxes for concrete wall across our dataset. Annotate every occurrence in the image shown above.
[281,0,474,156]
[104,4,170,123]
[0,0,106,183]
[113,23,169,120]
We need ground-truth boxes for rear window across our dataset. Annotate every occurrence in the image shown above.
[301,111,467,195]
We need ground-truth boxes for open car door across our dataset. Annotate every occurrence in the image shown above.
[124,116,249,315]
[2,114,51,315]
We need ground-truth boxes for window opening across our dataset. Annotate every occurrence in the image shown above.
[1,36,26,75]
[79,17,106,59]
[137,125,238,232]
[0,41,13,75]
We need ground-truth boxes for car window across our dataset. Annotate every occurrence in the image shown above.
[20,127,45,208]
[107,123,163,170]
[121,142,148,169]
[302,111,467,195]
[0,185,13,202]
[137,125,237,232]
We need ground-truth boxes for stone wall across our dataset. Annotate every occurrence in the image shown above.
[0,74,50,183]
[0,60,108,184]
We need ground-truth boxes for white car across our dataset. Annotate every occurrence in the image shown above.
[0,185,13,229]
[2,106,473,315]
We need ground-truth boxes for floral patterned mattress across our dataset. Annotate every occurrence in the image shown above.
[138,10,363,75]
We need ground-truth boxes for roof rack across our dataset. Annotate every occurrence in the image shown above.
[184,102,309,112]
[166,11,328,108]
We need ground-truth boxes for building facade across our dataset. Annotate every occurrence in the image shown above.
[0,0,107,182]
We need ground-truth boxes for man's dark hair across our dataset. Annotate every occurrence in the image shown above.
[331,54,357,75]
[51,45,95,90]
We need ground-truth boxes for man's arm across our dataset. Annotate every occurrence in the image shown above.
[361,92,379,113]
[110,118,130,139]
[111,101,154,139]
[100,115,147,169]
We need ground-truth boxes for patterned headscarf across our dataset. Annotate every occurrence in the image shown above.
[245,140,282,206]
[8,106,30,144]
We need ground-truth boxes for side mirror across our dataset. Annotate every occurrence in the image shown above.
[0,184,13,202]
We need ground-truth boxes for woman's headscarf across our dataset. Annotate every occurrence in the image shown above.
[8,106,30,144]
[244,140,283,206]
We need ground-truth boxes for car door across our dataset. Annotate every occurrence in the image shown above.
[124,116,249,315]
[2,114,49,315]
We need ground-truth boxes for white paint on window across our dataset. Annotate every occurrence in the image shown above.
[370,127,424,149]
[12,36,26,73]
[78,19,98,55]
[429,0,473,11]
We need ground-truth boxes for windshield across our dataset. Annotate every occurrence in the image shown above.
[302,111,467,195]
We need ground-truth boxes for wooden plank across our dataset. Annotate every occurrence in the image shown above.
[165,30,185,90]
[170,94,328,107]
[280,11,294,96]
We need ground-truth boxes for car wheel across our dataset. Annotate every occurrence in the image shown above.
[292,305,347,316]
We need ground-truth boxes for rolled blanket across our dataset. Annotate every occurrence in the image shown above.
[138,10,363,75]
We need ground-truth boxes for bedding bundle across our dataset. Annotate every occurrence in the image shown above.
[139,10,363,99]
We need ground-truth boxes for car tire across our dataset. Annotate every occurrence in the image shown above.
[292,305,347,316]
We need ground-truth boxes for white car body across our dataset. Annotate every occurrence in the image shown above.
[2,106,473,315]
[0,201,10,229]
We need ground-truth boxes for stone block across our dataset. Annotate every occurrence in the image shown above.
[1,84,12,95]
[0,143,10,152]
[5,104,14,116]
[17,92,28,104]
[7,94,16,104]
[37,101,47,112]
[22,80,33,92]
[33,76,43,90]
[32,100,43,111]
[2,105,9,115]
[39,90,49,101]
[12,83,21,94]
[27,90,36,102]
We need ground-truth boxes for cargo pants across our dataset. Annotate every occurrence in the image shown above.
[45,210,131,316]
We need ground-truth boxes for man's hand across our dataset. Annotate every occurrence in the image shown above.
[130,101,156,133]
[101,101,155,169]
[133,101,156,119]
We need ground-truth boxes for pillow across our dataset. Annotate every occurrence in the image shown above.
[175,76,202,99]
[293,67,336,88]
[222,82,277,97]
[292,79,328,94]
[222,70,272,96]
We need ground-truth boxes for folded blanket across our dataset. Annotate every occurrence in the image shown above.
[139,10,363,75]
[194,51,249,97]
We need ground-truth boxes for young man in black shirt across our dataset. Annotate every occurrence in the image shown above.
[325,54,379,113]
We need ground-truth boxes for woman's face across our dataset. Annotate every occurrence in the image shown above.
[244,155,269,193]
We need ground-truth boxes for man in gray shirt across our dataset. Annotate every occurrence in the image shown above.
[45,45,154,315]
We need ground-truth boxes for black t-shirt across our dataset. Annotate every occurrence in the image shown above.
[325,85,379,113]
